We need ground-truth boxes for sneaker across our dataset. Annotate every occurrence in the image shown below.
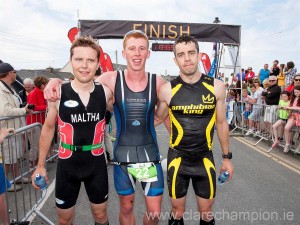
[15,177,32,184]
[245,129,254,136]
[283,145,290,153]
[295,147,300,154]
[7,184,22,192]
[253,130,262,137]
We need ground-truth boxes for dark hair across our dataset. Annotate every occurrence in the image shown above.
[173,35,199,55]
[281,90,290,97]
[34,76,49,89]
[286,61,295,69]
[70,36,100,60]
[290,85,300,106]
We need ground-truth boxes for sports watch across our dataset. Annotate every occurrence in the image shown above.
[222,152,232,159]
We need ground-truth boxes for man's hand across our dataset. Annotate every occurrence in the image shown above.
[31,166,48,189]
[220,159,234,181]
[0,128,14,143]
[44,78,63,101]
[24,104,33,114]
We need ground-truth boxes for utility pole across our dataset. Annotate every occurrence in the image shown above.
[115,50,118,65]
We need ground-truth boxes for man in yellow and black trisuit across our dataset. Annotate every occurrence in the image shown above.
[155,35,234,225]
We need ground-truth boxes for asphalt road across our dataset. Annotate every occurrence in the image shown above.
[10,124,300,225]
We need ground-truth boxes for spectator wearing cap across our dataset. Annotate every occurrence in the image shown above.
[257,64,270,86]
[0,60,26,102]
[245,67,255,82]
[0,62,33,191]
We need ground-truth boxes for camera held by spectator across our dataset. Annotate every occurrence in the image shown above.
[20,102,35,110]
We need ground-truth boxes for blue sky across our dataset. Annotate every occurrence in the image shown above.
[0,0,299,77]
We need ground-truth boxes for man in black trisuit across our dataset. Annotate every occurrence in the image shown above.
[156,35,234,225]
[32,36,113,225]
[43,30,166,225]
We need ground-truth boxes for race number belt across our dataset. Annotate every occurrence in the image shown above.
[127,162,158,182]
[61,142,102,152]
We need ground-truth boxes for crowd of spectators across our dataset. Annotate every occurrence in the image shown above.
[226,59,300,154]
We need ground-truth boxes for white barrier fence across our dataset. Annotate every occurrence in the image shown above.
[227,99,300,155]
[0,113,57,225]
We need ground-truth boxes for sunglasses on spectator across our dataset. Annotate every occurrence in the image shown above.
[294,79,300,81]
[269,80,276,82]
[253,81,259,83]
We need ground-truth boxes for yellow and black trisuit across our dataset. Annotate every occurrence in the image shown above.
[167,74,217,199]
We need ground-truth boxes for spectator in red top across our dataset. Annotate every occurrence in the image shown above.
[26,76,49,168]
[245,67,255,81]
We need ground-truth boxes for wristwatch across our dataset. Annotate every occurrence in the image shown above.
[222,152,232,159]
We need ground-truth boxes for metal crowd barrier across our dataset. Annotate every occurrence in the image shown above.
[0,112,57,225]
[228,100,300,155]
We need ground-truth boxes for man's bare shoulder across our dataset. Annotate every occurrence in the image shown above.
[214,78,226,99]
[158,81,172,102]
[156,75,166,89]
[161,81,171,90]
[214,78,226,89]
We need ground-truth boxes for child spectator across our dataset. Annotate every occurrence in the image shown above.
[283,86,300,153]
[242,89,252,128]
[271,91,290,148]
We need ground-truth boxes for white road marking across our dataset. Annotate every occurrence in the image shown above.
[235,137,300,175]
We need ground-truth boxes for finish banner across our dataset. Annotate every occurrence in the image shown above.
[79,20,241,44]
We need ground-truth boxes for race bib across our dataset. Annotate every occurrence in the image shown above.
[127,163,158,182]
